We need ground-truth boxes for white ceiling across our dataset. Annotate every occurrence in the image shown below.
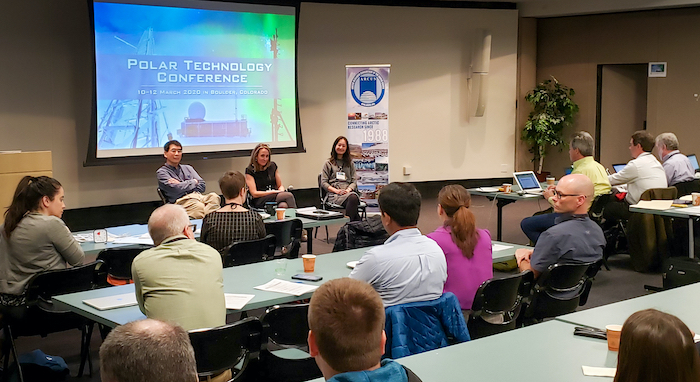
[487,0,700,17]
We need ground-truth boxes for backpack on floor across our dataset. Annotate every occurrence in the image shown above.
[663,257,700,290]
[5,349,69,382]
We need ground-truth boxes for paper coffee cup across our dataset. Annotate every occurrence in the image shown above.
[546,177,556,186]
[276,208,286,220]
[692,193,700,207]
[606,324,622,351]
[502,183,512,193]
[302,254,316,273]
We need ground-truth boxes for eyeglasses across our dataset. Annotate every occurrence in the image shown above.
[553,189,586,199]
[188,224,197,232]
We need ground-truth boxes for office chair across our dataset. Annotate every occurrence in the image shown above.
[316,174,367,242]
[95,245,153,286]
[223,234,277,267]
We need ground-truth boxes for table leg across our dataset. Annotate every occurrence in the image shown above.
[495,198,517,242]
[689,218,695,259]
[306,227,313,254]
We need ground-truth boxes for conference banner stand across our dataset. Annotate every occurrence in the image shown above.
[345,64,390,211]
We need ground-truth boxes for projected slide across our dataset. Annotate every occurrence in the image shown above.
[93,0,297,158]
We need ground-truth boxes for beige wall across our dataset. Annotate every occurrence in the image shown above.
[516,17,537,172]
[535,8,700,178]
[0,1,518,208]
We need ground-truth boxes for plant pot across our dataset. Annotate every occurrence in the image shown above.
[535,171,551,182]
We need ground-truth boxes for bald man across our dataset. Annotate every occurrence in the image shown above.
[515,174,605,278]
[132,204,225,331]
[100,319,197,382]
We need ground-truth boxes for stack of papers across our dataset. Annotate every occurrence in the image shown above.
[113,233,154,245]
[632,200,673,210]
[73,232,120,243]
[255,279,319,296]
[581,366,616,377]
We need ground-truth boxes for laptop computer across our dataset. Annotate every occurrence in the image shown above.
[688,154,699,172]
[83,292,138,311]
[513,171,544,194]
[612,163,626,173]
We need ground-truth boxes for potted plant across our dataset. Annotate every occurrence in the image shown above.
[521,77,579,179]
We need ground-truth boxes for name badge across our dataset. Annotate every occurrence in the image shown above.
[336,172,346,181]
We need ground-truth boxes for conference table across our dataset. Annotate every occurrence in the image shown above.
[629,203,700,258]
[469,186,543,241]
[75,208,349,256]
[52,241,529,328]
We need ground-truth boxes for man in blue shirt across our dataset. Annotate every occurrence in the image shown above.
[349,183,446,307]
[156,140,220,218]
[308,278,420,382]
[654,132,695,187]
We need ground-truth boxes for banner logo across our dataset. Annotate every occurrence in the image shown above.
[350,69,386,107]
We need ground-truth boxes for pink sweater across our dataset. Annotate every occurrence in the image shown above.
[427,226,493,310]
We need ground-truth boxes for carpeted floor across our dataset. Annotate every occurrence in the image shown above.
[7,194,664,381]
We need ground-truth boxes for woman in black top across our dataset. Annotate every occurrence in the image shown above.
[245,143,297,209]
[321,136,361,221]
[201,171,266,254]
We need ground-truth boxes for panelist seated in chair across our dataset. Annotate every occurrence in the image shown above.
[245,143,297,209]
[350,182,446,307]
[0,176,84,309]
[520,131,611,243]
[654,132,695,188]
[515,174,605,280]
[308,278,422,382]
[321,136,361,221]
[201,171,266,254]
[100,319,198,382]
[156,140,221,219]
[132,204,225,332]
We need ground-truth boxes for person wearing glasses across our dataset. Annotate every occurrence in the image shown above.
[132,204,225,331]
[515,174,605,279]
[201,171,267,254]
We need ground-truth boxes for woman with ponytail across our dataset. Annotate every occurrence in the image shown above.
[0,176,84,307]
[427,185,492,310]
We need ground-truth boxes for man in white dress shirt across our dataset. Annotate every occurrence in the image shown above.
[605,130,667,223]
[349,182,446,307]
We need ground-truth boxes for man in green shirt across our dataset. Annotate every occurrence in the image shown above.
[521,131,611,243]
[132,204,226,332]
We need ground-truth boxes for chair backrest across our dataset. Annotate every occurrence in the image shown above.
[25,261,102,304]
[628,187,678,272]
[525,260,602,320]
[96,245,153,285]
[318,174,327,206]
[674,179,700,197]
[223,234,277,267]
[384,293,470,359]
[261,304,310,346]
[468,271,533,339]
[265,218,303,258]
[157,188,168,204]
[588,193,612,224]
[188,317,263,380]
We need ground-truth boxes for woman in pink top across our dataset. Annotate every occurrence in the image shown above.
[427,185,493,310]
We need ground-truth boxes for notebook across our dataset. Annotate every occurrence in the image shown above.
[513,171,543,194]
[83,293,138,311]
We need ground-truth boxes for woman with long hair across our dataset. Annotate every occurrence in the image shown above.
[201,171,266,254]
[0,176,84,307]
[426,185,492,310]
[321,136,361,221]
[615,309,700,382]
[245,143,297,209]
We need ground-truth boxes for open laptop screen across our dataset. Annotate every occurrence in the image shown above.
[688,154,699,171]
[612,164,626,173]
[514,172,541,191]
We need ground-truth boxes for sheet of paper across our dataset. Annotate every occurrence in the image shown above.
[680,195,693,201]
[581,366,616,377]
[492,243,514,252]
[477,187,500,192]
[632,200,673,210]
[682,206,700,214]
[295,207,318,214]
[254,279,319,296]
[224,294,255,310]
[73,232,120,243]
[113,236,154,245]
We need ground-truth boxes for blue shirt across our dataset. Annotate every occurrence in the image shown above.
[349,228,447,307]
[531,214,605,274]
[662,150,695,186]
[328,359,409,382]
[156,163,206,203]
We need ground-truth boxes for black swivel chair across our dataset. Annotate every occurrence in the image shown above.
[2,261,103,382]
[95,245,153,287]
[223,234,277,267]
[188,318,264,382]
[520,260,602,326]
[259,304,322,382]
[157,188,168,204]
[467,270,533,339]
[265,219,303,259]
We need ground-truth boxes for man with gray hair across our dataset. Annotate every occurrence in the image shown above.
[654,132,695,187]
[100,319,197,382]
[521,131,610,243]
[132,204,225,331]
